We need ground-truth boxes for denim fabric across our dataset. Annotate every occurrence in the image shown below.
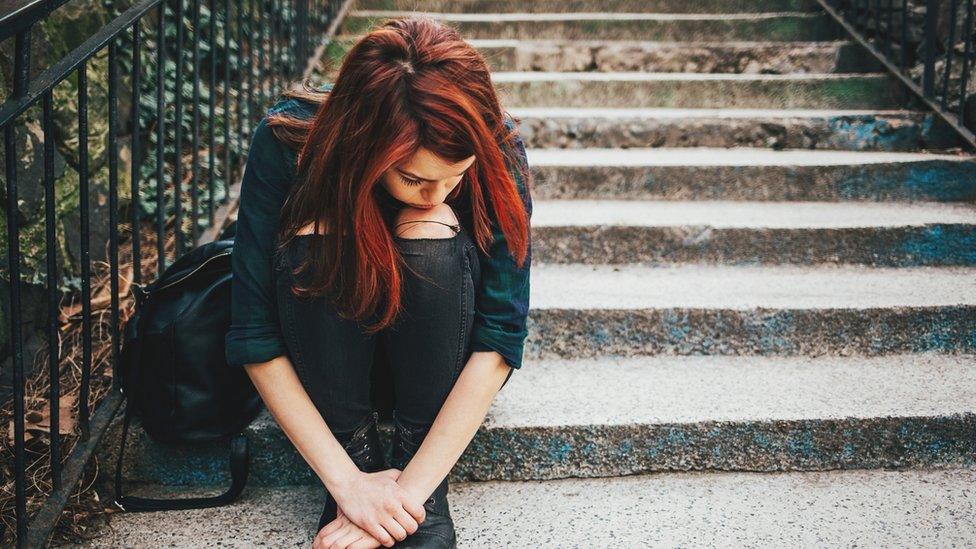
[272,213,512,437]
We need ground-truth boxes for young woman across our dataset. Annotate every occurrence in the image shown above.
[224,17,532,549]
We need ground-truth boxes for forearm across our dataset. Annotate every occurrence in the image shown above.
[394,350,511,506]
[244,354,361,493]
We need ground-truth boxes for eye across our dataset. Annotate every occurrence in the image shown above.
[398,174,422,186]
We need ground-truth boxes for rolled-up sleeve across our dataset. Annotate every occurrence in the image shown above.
[225,113,295,367]
[469,114,533,377]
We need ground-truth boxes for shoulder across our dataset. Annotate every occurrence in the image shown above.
[499,111,526,161]
[500,111,522,154]
[266,99,315,120]
[251,83,333,173]
[265,98,315,122]
[502,111,515,130]
[499,111,529,193]
[248,115,294,171]
[266,81,333,120]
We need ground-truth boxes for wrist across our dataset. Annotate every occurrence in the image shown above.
[396,470,436,507]
[321,460,362,496]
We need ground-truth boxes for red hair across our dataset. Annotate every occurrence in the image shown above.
[266,16,530,334]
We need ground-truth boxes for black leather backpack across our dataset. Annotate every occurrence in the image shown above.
[113,225,263,512]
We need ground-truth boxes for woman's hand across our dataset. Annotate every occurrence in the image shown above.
[326,468,426,547]
[313,506,384,549]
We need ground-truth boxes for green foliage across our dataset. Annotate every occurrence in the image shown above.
[2,0,316,289]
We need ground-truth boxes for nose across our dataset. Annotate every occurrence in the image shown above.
[422,181,451,204]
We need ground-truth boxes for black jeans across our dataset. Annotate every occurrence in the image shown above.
[272,217,481,445]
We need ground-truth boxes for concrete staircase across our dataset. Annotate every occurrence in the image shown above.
[85,0,976,546]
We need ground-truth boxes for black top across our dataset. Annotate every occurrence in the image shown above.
[225,86,533,372]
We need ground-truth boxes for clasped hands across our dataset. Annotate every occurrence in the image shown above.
[312,467,428,549]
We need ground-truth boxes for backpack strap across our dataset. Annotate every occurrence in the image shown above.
[112,298,250,512]
[111,396,250,512]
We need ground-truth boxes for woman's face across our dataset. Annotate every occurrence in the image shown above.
[380,147,476,209]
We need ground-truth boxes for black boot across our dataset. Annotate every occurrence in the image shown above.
[389,412,457,548]
[317,410,388,531]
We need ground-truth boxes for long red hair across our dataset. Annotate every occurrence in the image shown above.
[265,16,530,334]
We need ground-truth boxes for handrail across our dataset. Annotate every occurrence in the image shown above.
[817,0,976,151]
[0,1,348,545]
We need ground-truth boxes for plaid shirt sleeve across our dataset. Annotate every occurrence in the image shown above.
[224,109,296,367]
[469,113,533,375]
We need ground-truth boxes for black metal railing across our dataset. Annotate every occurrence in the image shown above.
[0,0,349,545]
[818,0,976,149]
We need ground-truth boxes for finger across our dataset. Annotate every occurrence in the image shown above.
[379,468,401,480]
[314,526,339,549]
[318,515,347,538]
[321,515,347,536]
[336,531,364,549]
[363,522,395,548]
[350,535,384,549]
[393,506,420,535]
[380,515,408,542]
[401,496,426,524]
[320,522,354,548]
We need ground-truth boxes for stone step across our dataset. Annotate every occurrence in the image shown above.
[82,468,976,547]
[471,39,871,73]
[343,11,839,41]
[527,264,976,359]
[353,0,822,14]
[510,107,962,151]
[99,354,976,487]
[531,200,976,266]
[328,37,873,74]
[492,72,906,109]
[524,147,976,201]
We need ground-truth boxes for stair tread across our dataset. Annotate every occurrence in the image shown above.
[351,10,822,21]
[353,0,823,14]
[509,106,922,117]
[338,35,858,49]
[485,354,976,428]
[85,468,976,546]
[465,38,853,46]
[532,199,976,228]
[525,146,972,165]
[529,264,976,309]
[239,353,976,433]
[493,71,890,80]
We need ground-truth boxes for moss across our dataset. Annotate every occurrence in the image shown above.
[322,40,351,79]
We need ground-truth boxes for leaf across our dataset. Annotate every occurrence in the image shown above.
[6,394,79,445]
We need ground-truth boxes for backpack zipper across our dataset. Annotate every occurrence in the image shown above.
[151,249,233,294]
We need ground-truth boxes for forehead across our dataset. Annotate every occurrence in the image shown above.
[397,147,476,179]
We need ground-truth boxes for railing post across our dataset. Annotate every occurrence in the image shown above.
[817,0,976,148]
[8,27,32,549]
[297,0,310,74]
[958,0,974,120]
[922,0,941,97]
[0,1,351,543]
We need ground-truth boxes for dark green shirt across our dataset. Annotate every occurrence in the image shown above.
[225,88,533,375]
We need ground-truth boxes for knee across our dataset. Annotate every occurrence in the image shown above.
[394,203,458,239]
